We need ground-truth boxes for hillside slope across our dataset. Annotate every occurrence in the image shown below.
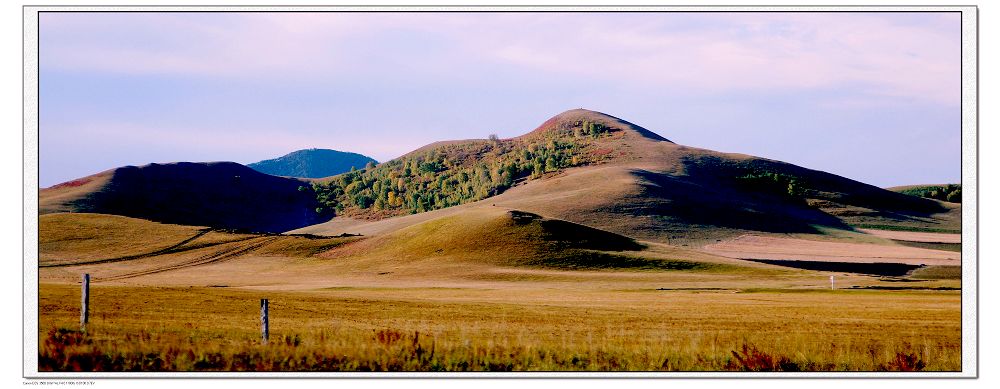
[298,109,954,242]
[42,109,956,240]
[887,184,961,204]
[317,207,756,272]
[248,149,378,179]
[39,162,329,233]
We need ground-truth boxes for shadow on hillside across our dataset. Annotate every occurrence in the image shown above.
[628,170,851,234]
[740,258,923,277]
[678,155,948,217]
[504,210,644,251]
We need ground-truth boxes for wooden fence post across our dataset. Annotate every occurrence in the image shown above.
[80,274,90,331]
[830,275,835,290]
[260,299,269,344]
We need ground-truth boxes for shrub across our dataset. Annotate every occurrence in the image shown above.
[725,343,801,372]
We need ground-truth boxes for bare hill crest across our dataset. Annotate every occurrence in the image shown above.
[522,108,672,143]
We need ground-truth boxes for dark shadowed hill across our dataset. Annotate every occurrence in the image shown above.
[248,149,378,179]
[39,162,329,233]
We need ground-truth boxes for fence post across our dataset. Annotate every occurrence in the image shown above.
[260,299,269,344]
[830,275,835,290]
[80,274,90,331]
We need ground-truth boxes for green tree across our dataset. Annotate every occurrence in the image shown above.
[946,189,961,203]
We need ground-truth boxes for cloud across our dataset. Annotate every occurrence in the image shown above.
[40,12,960,105]
[464,13,960,104]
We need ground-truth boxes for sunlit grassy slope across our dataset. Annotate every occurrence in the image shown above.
[320,207,757,272]
[40,213,214,265]
[38,213,359,282]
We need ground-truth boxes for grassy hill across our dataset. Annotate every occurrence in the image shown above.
[40,109,957,239]
[36,112,962,374]
[303,109,954,241]
[310,109,652,220]
[322,207,711,270]
[38,213,356,269]
[288,207,785,279]
[39,162,329,233]
[248,149,378,179]
[888,184,961,203]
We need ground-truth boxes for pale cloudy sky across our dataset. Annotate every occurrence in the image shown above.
[38,12,962,188]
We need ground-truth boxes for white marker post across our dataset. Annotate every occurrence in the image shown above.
[80,274,90,331]
[260,299,269,344]
[830,275,835,290]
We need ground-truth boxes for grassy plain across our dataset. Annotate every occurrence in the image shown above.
[38,283,960,372]
[37,213,963,372]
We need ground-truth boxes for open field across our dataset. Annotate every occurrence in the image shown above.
[38,214,961,371]
[37,213,962,372]
[39,283,960,372]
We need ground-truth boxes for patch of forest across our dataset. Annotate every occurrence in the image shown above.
[311,121,623,219]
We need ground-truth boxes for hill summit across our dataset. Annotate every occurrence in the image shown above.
[310,109,660,220]
[248,149,377,179]
[523,108,672,142]
[306,108,953,240]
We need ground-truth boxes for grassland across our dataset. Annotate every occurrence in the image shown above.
[36,212,963,373]
[39,284,960,372]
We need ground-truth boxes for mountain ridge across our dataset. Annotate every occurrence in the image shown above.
[41,108,956,241]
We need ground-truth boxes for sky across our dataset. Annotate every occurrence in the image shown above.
[37,11,962,188]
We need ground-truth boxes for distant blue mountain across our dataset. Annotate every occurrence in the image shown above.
[248,149,378,179]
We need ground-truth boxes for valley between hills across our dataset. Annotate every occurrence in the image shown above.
[36,109,962,372]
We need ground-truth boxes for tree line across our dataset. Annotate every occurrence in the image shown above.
[897,184,961,203]
[311,120,615,219]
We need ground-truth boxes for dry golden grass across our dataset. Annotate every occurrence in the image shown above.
[38,283,960,372]
[325,207,744,272]
[40,213,210,265]
[38,171,115,214]
[36,213,963,372]
[909,266,963,280]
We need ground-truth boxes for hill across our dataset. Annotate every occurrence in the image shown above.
[310,109,674,220]
[39,162,329,233]
[318,207,759,272]
[888,184,961,203]
[41,109,957,240]
[248,149,378,179]
[304,109,954,242]
[38,213,358,282]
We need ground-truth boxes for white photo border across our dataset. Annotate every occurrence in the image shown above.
[21,4,979,379]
